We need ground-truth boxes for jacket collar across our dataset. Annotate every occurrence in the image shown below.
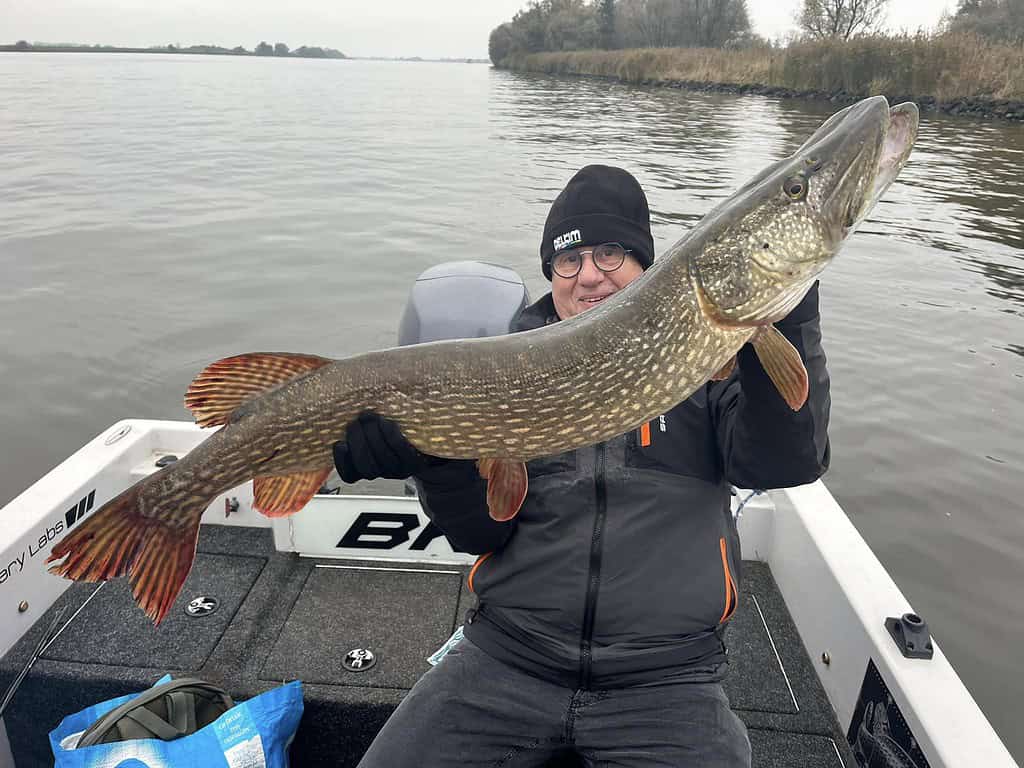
[511,292,560,333]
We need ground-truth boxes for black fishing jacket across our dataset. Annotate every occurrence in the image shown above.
[413,282,830,690]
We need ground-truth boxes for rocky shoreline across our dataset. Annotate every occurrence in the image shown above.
[509,67,1024,123]
[656,79,1024,122]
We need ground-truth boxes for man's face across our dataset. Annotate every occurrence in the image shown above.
[551,249,644,320]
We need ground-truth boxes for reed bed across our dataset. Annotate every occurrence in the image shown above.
[504,33,1024,106]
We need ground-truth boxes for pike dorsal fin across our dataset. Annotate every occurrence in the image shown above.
[185,352,332,427]
[750,327,808,411]
[253,469,332,517]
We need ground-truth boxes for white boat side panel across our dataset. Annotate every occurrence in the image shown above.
[734,491,775,562]
[769,482,1017,768]
[275,495,477,566]
[288,485,774,567]
[0,420,263,659]
[1,420,152,659]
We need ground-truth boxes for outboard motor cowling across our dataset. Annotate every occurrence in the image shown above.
[398,261,529,346]
[392,260,528,496]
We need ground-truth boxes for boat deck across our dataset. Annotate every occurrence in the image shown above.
[1,521,856,767]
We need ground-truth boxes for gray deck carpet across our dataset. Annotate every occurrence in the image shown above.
[1,524,855,767]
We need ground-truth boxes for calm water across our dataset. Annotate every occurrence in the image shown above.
[1,53,1022,758]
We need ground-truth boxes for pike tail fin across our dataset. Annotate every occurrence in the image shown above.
[47,481,203,625]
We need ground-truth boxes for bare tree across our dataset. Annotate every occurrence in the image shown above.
[615,0,749,48]
[798,0,889,39]
[616,0,682,48]
[545,7,599,51]
[541,0,598,51]
[597,0,617,48]
[681,0,751,47]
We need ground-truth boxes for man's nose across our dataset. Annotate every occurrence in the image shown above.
[576,254,604,283]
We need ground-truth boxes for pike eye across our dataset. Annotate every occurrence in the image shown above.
[783,175,807,200]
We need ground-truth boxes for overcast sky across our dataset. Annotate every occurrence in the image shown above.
[3,0,957,59]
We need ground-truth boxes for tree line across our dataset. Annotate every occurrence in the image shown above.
[252,42,346,58]
[489,0,756,63]
[945,0,1024,41]
[6,40,346,59]
[489,0,1024,65]
[798,0,1024,42]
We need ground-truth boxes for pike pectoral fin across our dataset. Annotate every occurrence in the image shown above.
[751,326,809,411]
[710,356,736,381]
[47,481,202,625]
[185,352,332,427]
[253,468,332,518]
[477,459,528,522]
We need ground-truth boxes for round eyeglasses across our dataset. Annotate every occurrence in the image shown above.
[550,242,632,279]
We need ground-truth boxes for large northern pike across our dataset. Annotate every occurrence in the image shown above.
[49,96,918,624]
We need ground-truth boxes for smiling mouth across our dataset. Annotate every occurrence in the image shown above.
[579,295,610,304]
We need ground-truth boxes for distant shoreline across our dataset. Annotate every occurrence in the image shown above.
[0,42,346,59]
[0,43,489,64]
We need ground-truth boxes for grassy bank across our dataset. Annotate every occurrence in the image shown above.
[500,34,1024,119]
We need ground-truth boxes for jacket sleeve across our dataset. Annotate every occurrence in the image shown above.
[413,460,516,555]
[709,281,831,489]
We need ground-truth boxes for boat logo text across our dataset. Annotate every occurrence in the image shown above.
[0,489,96,588]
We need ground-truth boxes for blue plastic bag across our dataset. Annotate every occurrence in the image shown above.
[49,676,303,768]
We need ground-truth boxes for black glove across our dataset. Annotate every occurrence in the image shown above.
[333,412,440,483]
[776,280,820,327]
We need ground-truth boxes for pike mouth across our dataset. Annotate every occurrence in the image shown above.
[851,102,919,227]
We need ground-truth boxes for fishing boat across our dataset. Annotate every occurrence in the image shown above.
[0,262,1016,768]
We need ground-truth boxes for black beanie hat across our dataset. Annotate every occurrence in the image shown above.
[540,165,655,280]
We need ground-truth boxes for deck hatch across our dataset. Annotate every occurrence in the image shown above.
[723,568,802,715]
[749,729,848,767]
[40,552,264,670]
[260,565,462,689]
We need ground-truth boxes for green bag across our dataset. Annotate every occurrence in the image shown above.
[76,677,234,747]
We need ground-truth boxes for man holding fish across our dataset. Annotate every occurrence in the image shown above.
[48,96,917,766]
[334,163,831,767]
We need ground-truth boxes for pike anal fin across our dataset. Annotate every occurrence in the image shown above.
[46,481,203,626]
[477,459,528,522]
[253,468,332,518]
[751,326,809,411]
[185,352,332,428]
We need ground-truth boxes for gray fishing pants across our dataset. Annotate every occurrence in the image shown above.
[357,637,751,768]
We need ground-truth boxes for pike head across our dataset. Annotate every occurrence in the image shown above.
[689,95,918,327]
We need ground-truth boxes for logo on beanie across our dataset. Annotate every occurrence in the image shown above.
[553,229,583,252]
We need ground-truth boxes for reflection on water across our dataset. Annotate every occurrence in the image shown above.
[0,56,1022,760]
